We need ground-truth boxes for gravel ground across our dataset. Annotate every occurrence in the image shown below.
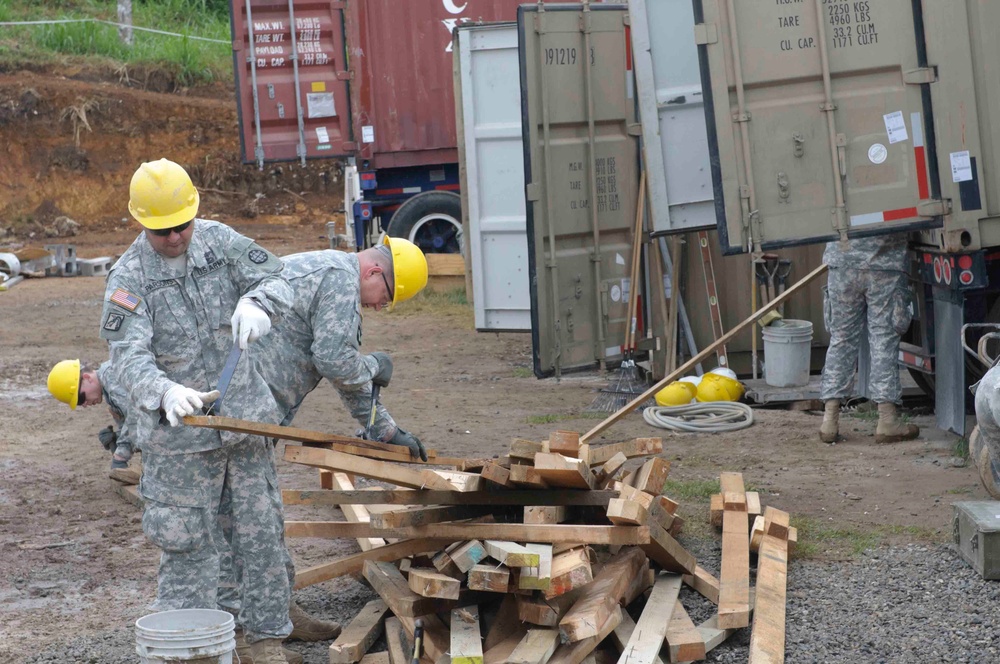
[18,541,1000,664]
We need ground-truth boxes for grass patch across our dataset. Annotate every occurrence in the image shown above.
[790,516,939,560]
[394,287,472,321]
[0,0,232,86]
[953,437,970,461]
[512,367,533,379]
[946,486,975,495]
[524,411,605,425]
[661,478,720,502]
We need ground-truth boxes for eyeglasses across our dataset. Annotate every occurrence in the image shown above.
[148,220,192,237]
[380,270,394,304]
[77,387,86,406]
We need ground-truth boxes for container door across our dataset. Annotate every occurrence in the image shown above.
[456,24,531,332]
[230,1,354,165]
[520,4,639,378]
[628,0,716,234]
[696,0,944,253]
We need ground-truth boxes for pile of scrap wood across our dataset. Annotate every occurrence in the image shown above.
[253,419,797,664]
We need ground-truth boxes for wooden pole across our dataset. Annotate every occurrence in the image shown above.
[580,263,829,442]
[117,0,133,46]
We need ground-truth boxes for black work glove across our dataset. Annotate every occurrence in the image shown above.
[98,425,117,452]
[370,351,394,388]
[390,428,427,462]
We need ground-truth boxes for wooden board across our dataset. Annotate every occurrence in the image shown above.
[450,540,488,572]
[640,518,696,575]
[484,630,528,664]
[607,499,648,526]
[511,439,548,461]
[747,534,788,664]
[435,470,484,492]
[485,594,520,651]
[282,489,619,507]
[399,613,450,664]
[595,453,627,488]
[665,600,706,663]
[762,506,790,540]
[363,560,489,618]
[588,439,663,466]
[544,547,592,599]
[524,506,569,525]
[113,482,143,508]
[549,430,581,457]
[451,606,484,664]
[519,543,553,591]
[409,567,461,600]
[385,616,412,664]
[329,598,390,664]
[718,474,751,630]
[614,574,681,664]
[329,472,387,551]
[427,253,467,276]
[468,563,511,593]
[680,566,720,605]
[109,467,140,485]
[432,550,466,581]
[283,445,455,490]
[507,630,560,664]
[482,463,512,487]
[534,453,596,490]
[628,458,671,495]
[485,541,540,568]
[372,505,482,529]
[614,483,654,510]
[359,652,390,664]
[550,607,622,664]
[559,547,646,643]
[609,610,664,664]
[294,538,446,589]
[509,465,549,488]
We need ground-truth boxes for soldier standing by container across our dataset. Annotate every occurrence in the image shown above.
[100,159,295,664]
[819,234,920,444]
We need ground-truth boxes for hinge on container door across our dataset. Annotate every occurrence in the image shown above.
[622,14,630,26]
[626,123,642,137]
[693,23,718,45]
[341,143,358,152]
[836,133,848,177]
[526,183,542,202]
[903,67,937,85]
[918,199,950,217]
[336,71,351,81]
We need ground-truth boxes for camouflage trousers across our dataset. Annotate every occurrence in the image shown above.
[820,267,913,404]
[139,437,292,643]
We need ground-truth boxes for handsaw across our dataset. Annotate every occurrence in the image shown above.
[205,343,242,416]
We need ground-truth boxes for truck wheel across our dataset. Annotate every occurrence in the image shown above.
[386,191,463,255]
[907,368,935,397]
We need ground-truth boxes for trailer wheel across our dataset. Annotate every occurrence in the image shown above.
[386,191,463,255]
[906,356,985,400]
[907,368,935,397]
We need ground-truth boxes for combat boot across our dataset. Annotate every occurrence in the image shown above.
[874,402,919,444]
[819,399,840,443]
[235,630,302,664]
[288,600,342,641]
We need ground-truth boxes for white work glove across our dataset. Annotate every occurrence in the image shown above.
[161,385,221,427]
[230,298,271,349]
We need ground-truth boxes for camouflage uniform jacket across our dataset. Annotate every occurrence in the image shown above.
[96,360,134,449]
[257,250,396,440]
[99,219,292,455]
[822,234,909,273]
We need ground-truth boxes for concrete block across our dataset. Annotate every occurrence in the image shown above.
[78,257,113,277]
[44,244,78,277]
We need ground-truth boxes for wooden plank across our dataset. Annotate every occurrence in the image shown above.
[485,595,520,651]
[511,439,547,461]
[623,565,654,607]
[544,547,592,599]
[647,498,676,533]
[550,607,622,664]
[747,534,788,664]
[286,522,648,545]
[295,538,446,589]
[432,550,466,581]
[427,252,467,276]
[615,574,681,664]
[588,439,663,467]
[330,472,386,552]
[484,631,528,664]
[329,599,390,664]
[709,494,723,529]
[613,483,653,510]
[385,616,412,664]
[320,469,335,489]
[718,475,751,630]
[283,445,455,491]
[609,610,664,664]
[534,453,596,490]
[656,495,679,516]
[482,463,512,487]
[109,467,140,485]
[628,458,671,495]
[468,563,511,592]
[580,264,829,442]
[364,561,490,618]
[509,465,549,488]
[451,606,484,664]
[549,430,581,458]
[372,505,482,529]
[559,547,646,643]
[762,506,790,540]
[507,629,560,664]
[519,543,553,591]
[607,499,648,526]
[746,492,762,521]
[665,601,706,663]
[359,652,390,664]
[486,541,540,567]
[399,614,450,664]
[409,567,462,600]
[595,453,627,488]
[680,566,720,605]
[451,540,488,572]
[640,518,696,575]
[113,482,143,508]
[282,489,619,507]
[524,506,569,525]
[435,470,483,492]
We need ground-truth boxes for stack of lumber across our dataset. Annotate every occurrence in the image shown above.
[109,466,143,508]
[273,425,797,664]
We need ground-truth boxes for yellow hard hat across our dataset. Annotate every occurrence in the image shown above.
[128,158,200,230]
[383,235,428,307]
[696,373,745,403]
[655,382,696,407]
[47,359,81,410]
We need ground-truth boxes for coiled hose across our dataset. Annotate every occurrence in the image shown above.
[642,402,754,433]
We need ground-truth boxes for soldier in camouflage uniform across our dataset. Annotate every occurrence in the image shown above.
[819,234,920,444]
[255,238,429,459]
[100,159,295,663]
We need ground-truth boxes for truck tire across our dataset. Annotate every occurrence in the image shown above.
[386,191,463,255]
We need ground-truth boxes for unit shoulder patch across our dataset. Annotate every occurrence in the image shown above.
[103,312,125,332]
[109,288,141,312]
[248,249,268,264]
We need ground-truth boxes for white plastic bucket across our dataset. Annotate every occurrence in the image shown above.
[762,319,813,387]
[135,609,236,664]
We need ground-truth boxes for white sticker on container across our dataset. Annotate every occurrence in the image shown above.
[315,126,330,144]
[610,284,622,303]
[306,92,336,118]
[868,143,888,164]
[883,111,908,144]
[950,150,973,183]
[362,125,375,144]
[616,253,625,266]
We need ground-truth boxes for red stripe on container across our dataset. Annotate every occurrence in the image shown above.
[915,146,929,200]
[435,184,461,191]
[883,207,919,222]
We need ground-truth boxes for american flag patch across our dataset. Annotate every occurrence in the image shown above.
[110,288,141,311]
